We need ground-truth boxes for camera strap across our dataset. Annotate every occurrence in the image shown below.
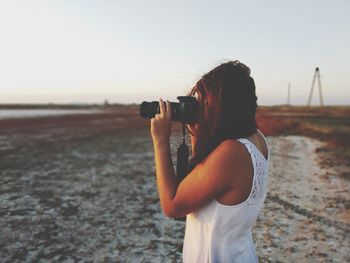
[174,123,189,222]
[176,123,189,181]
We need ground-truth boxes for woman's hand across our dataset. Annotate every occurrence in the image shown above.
[151,98,172,145]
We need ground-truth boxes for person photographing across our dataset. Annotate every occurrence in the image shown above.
[149,61,269,262]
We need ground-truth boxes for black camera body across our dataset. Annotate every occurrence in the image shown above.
[140,96,198,124]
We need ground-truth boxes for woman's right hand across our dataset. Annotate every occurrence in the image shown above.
[150,99,172,146]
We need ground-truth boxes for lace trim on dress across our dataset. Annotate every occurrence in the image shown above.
[237,138,269,206]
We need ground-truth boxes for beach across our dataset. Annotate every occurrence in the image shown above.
[0,106,349,262]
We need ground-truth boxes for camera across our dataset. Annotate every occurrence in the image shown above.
[140,96,198,124]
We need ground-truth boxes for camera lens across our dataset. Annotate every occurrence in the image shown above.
[139,96,198,124]
[140,101,159,119]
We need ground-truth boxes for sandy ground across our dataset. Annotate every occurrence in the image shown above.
[0,112,349,262]
[256,136,349,262]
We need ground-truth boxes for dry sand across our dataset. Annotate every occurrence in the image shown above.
[0,111,349,262]
[255,136,349,262]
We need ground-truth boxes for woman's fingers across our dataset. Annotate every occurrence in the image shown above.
[159,98,165,117]
[159,98,171,120]
[152,98,172,142]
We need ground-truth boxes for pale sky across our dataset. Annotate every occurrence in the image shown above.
[0,0,349,105]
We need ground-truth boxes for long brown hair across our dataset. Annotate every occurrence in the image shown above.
[187,60,257,169]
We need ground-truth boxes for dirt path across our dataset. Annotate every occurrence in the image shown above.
[255,136,349,262]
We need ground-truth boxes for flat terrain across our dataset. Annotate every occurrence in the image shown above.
[0,105,349,262]
[257,106,350,170]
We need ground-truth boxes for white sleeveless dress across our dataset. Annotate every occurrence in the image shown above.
[182,132,269,263]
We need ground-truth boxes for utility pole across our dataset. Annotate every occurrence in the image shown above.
[307,67,324,106]
[287,82,291,105]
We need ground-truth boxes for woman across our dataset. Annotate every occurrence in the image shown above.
[150,61,269,262]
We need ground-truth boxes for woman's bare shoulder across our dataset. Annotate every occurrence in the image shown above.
[218,139,247,155]
[203,139,249,167]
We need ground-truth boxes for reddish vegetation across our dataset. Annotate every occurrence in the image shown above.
[256,106,350,169]
[0,106,149,136]
[257,106,350,141]
[257,114,298,136]
[1,104,348,169]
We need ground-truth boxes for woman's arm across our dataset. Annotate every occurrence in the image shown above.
[151,99,248,218]
[153,139,180,216]
[151,99,180,215]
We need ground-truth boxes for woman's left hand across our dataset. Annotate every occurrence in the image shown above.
[151,98,172,145]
